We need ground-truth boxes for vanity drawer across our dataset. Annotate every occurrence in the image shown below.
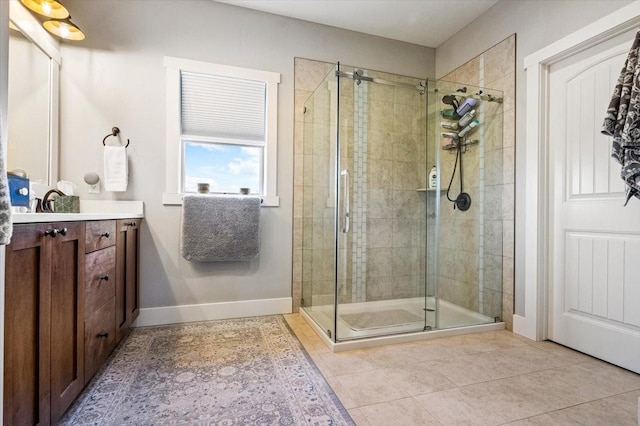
[84,246,116,317]
[85,220,116,253]
[84,298,116,384]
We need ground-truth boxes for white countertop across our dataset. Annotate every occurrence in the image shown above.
[13,200,144,224]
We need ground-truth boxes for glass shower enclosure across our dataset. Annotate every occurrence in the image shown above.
[300,63,503,344]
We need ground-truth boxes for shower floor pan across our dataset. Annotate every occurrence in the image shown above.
[300,297,504,352]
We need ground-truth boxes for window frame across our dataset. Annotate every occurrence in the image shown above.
[163,56,280,206]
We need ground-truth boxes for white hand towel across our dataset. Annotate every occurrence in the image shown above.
[103,146,128,192]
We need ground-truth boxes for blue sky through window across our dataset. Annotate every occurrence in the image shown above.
[183,141,262,194]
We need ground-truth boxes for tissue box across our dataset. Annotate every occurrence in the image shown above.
[54,195,80,213]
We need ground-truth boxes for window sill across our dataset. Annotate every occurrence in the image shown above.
[162,192,279,207]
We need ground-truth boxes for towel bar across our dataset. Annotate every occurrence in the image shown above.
[102,127,130,148]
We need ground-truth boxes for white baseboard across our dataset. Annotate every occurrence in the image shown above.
[134,297,292,327]
[513,314,537,341]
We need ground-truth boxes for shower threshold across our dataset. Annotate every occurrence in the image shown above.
[299,297,504,352]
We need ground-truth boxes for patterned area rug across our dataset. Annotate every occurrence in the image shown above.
[61,315,353,425]
[341,309,424,330]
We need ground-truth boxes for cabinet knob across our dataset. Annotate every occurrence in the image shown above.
[97,332,109,338]
[44,229,58,238]
[100,232,110,238]
[99,275,110,282]
[45,228,68,237]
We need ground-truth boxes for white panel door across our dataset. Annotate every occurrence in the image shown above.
[548,29,640,373]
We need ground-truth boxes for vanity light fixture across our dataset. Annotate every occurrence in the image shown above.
[19,0,85,41]
[43,18,85,41]
[20,0,69,19]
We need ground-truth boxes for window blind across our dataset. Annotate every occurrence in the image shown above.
[181,71,266,142]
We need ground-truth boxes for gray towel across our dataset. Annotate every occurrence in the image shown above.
[602,30,640,205]
[181,195,261,262]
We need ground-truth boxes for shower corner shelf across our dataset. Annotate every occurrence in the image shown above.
[416,188,445,193]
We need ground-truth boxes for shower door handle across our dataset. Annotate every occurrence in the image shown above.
[341,169,350,233]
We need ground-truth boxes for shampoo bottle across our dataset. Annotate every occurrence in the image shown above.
[441,108,460,120]
[458,119,480,138]
[429,166,437,189]
[441,122,459,130]
[456,97,478,116]
[458,109,477,128]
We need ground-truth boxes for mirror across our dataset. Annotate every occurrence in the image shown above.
[7,1,60,186]
[7,26,50,183]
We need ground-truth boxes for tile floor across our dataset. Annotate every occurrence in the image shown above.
[284,314,640,425]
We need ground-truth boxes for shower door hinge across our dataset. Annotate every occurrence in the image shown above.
[326,329,332,338]
[423,325,432,331]
[494,316,502,323]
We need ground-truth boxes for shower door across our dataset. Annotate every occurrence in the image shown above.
[300,65,339,341]
[335,65,434,341]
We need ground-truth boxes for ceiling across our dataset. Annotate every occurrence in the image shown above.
[215,0,499,47]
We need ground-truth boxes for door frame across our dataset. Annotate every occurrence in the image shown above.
[517,1,640,341]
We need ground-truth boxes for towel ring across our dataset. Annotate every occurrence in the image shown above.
[102,127,130,147]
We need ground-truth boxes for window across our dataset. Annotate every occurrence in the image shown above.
[163,57,280,206]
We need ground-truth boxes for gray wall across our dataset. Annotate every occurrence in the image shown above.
[58,0,434,310]
[434,0,634,315]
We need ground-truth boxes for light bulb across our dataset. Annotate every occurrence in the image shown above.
[42,1,52,16]
[20,0,69,19]
[43,18,85,41]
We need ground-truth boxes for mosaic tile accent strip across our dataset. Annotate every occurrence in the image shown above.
[478,53,486,314]
[351,77,369,303]
[60,316,354,425]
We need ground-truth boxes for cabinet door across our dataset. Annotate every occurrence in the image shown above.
[4,224,52,426]
[115,219,141,344]
[49,222,85,421]
[126,219,141,323]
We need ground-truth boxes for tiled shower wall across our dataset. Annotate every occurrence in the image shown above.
[360,70,427,302]
[438,35,515,329]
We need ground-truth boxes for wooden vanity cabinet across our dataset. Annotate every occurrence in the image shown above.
[4,217,142,425]
[4,222,85,426]
[115,219,140,344]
